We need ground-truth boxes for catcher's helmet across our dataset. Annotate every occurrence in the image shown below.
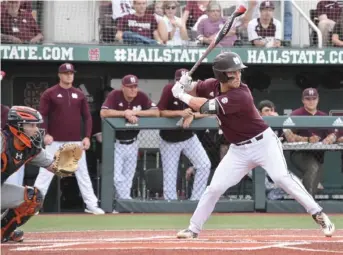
[7,106,44,148]
[212,52,247,82]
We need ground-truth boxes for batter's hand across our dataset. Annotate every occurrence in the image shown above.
[182,114,194,128]
[172,81,185,99]
[179,72,193,91]
[82,137,90,150]
[44,134,54,145]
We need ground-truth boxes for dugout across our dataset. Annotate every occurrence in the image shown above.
[1,59,343,213]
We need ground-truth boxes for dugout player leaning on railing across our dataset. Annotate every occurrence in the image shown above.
[157,69,211,201]
[34,63,104,215]
[100,74,159,207]
[283,88,337,196]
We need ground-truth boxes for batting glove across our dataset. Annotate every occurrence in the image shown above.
[172,81,185,99]
[179,72,193,91]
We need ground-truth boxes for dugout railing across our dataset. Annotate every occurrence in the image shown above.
[101,116,343,214]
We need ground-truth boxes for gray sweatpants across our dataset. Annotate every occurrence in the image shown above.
[1,183,25,210]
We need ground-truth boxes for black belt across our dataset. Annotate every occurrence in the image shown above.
[235,134,263,146]
[118,139,136,145]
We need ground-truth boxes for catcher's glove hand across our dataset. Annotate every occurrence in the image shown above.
[52,143,83,177]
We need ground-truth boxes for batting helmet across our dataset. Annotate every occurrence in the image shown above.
[7,106,44,148]
[212,52,247,82]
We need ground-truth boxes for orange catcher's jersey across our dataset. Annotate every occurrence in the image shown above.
[1,129,41,184]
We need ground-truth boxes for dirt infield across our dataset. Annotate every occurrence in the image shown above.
[1,229,343,255]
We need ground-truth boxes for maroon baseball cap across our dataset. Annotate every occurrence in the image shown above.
[260,1,275,9]
[302,88,319,99]
[58,63,76,73]
[122,74,138,86]
[175,68,189,81]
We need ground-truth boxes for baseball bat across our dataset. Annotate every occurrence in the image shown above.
[188,5,247,76]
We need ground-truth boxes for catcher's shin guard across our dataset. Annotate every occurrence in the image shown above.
[1,186,43,242]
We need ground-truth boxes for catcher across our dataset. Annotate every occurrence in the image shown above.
[1,106,82,243]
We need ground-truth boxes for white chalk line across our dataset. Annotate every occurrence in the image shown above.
[10,242,309,252]
[25,228,343,234]
[282,246,343,253]
[12,242,86,251]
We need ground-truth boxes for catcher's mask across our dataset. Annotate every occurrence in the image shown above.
[7,106,44,148]
[212,52,247,83]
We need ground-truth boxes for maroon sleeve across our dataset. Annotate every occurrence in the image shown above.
[81,96,92,138]
[157,85,172,110]
[185,1,193,11]
[26,13,41,35]
[196,78,217,98]
[151,14,158,31]
[116,15,127,31]
[21,1,32,12]
[140,92,155,110]
[1,105,9,130]
[101,90,116,109]
[215,91,242,115]
[39,90,50,130]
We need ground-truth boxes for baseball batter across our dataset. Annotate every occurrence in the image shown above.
[158,69,211,200]
[34,63,104,215]
[100,74,159,201]
[1,106,59,242]
[172,52,335,238]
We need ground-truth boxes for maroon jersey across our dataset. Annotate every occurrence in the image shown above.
[158,84,194,143]
[102,90,155,140]
[117,13,158,39]
[290,107,332,139]
[1,9,41,42]
[316,1,341,22]
[196,79,268,144]
[39,84,92,141]
[1,104,9,130]
[185,1,206,28]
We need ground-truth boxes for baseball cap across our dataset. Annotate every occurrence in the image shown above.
[260,1,275,9]
[302,88,319,99]
[174,68,189,81]
[122,74,138,86]
[58,63,76,73]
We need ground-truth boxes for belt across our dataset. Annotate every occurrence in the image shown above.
[118,139,136,145]
[235,134,263,146]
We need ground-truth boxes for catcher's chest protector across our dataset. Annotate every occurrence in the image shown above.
[1,131,40,184]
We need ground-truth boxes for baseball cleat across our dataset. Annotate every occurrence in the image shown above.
[312,211,335,237]
[2,229,24,243]
[176,229,198,239]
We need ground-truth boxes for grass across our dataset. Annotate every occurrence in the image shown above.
[21,213,343,232]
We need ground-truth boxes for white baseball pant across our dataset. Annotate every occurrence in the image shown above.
[160,135,211,200]
[114,140,138,199]
[34,141,99,208]
[188,128,322,234]
[5,165,25,186]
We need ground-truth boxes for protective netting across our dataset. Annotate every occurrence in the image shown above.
[3,0,340,47]
[94,126,343,202]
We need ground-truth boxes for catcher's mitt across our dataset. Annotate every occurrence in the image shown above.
[52,143,83,177]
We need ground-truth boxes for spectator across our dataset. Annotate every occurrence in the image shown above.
[248,1,282,48]
[235,0,260,43]
[158,69,211,200]
[316,0,342,46]
[197,2,237,47]
[116,0,166,45]
[1,0,43,44]
[283,88,337,196]
[112,0,135,23]
[182,0,210,30]
[0,0,32,14]
[154,0,164,20]
[100,74,159,202]
[34,63,104,215]
[332,11,343,47]
[163,1,189,46]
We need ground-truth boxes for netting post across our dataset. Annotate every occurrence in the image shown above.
[101,119,115,212]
